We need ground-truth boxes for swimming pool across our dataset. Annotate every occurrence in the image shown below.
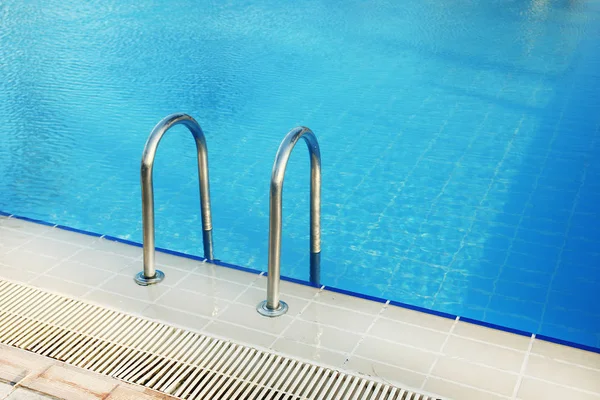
[1,0,599,348]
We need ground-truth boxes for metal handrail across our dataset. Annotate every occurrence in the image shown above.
[257,127,321,317]
[135,113,214,286]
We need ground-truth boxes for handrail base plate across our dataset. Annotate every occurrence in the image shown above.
[134,270,165,286]
[257,300,288,317]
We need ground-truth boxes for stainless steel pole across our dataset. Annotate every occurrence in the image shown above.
[135,113,214,286]
[257,127,321,317]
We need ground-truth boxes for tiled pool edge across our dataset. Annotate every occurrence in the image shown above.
[2,210,599,356]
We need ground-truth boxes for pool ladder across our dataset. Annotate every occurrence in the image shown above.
[135,113,321,318]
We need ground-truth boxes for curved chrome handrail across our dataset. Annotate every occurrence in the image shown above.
[257,127,321,317]
[135,113,214,286]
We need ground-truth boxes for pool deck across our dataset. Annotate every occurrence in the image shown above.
[1,215,599,400]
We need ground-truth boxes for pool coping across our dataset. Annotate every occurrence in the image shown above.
[1,209,599,355]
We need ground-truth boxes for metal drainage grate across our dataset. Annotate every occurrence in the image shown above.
[0,280,440,400]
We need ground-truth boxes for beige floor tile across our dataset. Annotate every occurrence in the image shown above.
[46,261,111,287]
[234,287,310,317]
[0,345,54,375]
[0,382,13,398]
[0,361,27,384]
[159,288,230,318]
[84,289,150,315]
[424,377,508,400]
[40,228,99,247]
[0,243,10,255]
[0,217,24,230]
[299,302,375,334]
[99,274,171,303]
[107,385,171,400]
[314,290,385,315]
[531,339,600,370]
[218,303,293,336]
[194,263,261,285]
[0,218,52,235]
[142,304,210,333]
[21,237,82,260]
[380,305,455,333]
[21,364,118,400]
[0,264,37,284]
[252,276,320,299]
[354,336,437,374]
[368,318,448,352]
[30,276,90,298]
[431,356,518,397]
[0,227,35,249]
[69,250,132,273]
[271,338,346,367]
[517,377,600,400]
[453,321,531,351]
[344,356,427,389]
[2,251,60,274]
[204,321,277,349]
[176,272,248,300]
[153,252,202,272]
[5,388,55,400]
[282,319,362,353]
[525,354,600,394]
[89,239,142,259]
[443,335,526,372]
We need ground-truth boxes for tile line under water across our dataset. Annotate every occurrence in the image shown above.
[338,68,464,290]
[429,72,515,309]
[536,120,600,334]
[480,78,569,324]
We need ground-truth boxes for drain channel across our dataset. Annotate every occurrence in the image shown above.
[0,280,440,400]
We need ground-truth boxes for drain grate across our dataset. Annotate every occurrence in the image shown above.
[0,280,440,400]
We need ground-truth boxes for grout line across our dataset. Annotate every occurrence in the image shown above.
[1,227,47,256]
[28,248,92,286]
[342,300,390,368]
[531,353,600,373]
[148,269,270,338]
[521,376,600,397]
[215,270,267,314]
[446,330,530,353]
[267,284,325,349]
[512,334,535,400]
[421,316,460,390]
[428,377,513,399]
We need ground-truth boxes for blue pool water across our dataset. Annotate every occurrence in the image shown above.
[1,0,600,347]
